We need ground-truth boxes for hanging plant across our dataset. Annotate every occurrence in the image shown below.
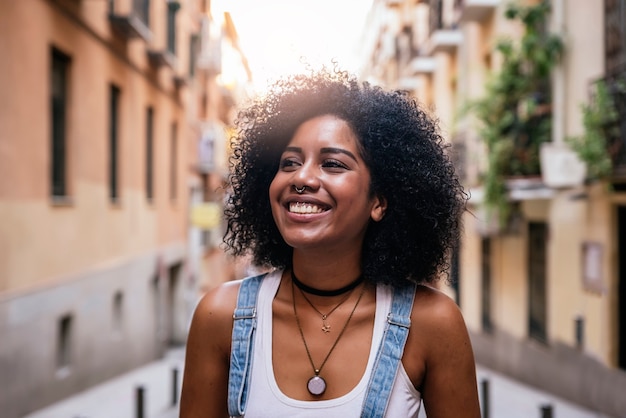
[566,79,621,181]
[467,0,563,228]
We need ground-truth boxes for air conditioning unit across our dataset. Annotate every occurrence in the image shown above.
[540,142,587,189]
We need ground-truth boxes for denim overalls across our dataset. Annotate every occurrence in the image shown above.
[227,273,416,418]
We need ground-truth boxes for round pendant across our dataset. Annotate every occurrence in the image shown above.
[307,375,326,396]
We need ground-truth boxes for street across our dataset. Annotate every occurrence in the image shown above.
[23,348,615,418]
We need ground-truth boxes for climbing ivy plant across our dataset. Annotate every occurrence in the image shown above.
[567,79,620,181]
[468,0,563,227]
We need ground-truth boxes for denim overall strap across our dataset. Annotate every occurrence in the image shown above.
[361,283,417,417]
[227,274,266,417]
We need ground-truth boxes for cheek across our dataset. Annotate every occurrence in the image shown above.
[346,178,373,203]
[268,180,276,200]
[268,175,284,215]
[268,173,281,200]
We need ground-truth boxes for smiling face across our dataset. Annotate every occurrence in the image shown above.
[269,114,386,256]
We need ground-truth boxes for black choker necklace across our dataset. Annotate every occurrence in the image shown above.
[290,270,364,297]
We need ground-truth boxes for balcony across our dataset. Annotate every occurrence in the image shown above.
[424,29,462,54]
[196,17,222,74]
[109,13,151,41]
[408,56,436,74]
[147,49,176,69]
[109,0,152,42]
[426,0,462,55]
[173,75,187,89]
[454,0,499,23]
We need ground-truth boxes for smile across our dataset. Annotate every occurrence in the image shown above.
[288,202,328,214]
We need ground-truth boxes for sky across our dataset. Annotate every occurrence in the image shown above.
[213,0,374,90]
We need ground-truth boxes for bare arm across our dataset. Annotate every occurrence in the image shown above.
[180,281,240,418]
[409,287,481,418]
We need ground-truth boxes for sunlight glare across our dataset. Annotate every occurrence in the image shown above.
[214,0,372,92]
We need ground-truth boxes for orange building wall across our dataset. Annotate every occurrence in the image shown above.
[0,0,188,292]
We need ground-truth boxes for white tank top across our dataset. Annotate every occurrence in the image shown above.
[244,270,422,417]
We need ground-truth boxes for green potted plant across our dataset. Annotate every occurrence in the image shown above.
[468,0,563,230]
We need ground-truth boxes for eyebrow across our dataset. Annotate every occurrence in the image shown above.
[283,146,358,162]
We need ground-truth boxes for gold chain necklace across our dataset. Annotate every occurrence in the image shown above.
[298,286,354,333]
[292,281,366,396]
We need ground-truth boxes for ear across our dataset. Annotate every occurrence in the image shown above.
[370,195,387,222]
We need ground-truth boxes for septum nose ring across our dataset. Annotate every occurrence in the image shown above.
[295,186,306,194]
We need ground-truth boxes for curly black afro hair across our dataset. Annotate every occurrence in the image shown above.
[223,68,467,286]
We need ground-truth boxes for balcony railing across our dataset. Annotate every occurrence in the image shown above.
[453,0,499,23]
[598,68,626,181]
[603,0,626,182]
[605,0,626,75]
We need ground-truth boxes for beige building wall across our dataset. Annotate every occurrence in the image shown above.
[459,212,482,328]
[549,0,612,369]
[457,1,626,414]
[360,0,626,415]
[457,0,614,349]
[432,50,456,137]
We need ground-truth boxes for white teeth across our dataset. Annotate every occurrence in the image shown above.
[289,202,325,214]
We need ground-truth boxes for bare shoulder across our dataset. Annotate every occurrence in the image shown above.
[411,284,467,334]
[180,280,242,417]
[403,284,470,364]
[402,284,473,386]
[405,284,481,418]
[189,280,242,347]
[194,280,242,320]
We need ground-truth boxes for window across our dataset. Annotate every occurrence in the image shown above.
[57,314,73,370]
[201,229,212,247]
[528,222,548,343]
[166,1,178,55]
[189,33,199,77]
[429,0,444,33]
[170,122,177,201]
[109,84,121,202]
[51,48,71,198]
[133,0,150,27]
[113,291,124,332]
[146,107,154,201]
[618,206,626,369]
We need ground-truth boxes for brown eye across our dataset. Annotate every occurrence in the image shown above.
[322,159,349,170]
[279,158,299,171]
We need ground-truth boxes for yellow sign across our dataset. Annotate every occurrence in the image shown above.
[190,202,222,229]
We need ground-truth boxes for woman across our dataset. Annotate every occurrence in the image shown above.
[180,69,480,417]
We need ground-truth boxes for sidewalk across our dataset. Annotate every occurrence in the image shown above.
[23,348,185,418]
[24,350,616,418]
[473,366,615,418]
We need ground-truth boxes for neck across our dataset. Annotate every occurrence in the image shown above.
[291,269,364,297]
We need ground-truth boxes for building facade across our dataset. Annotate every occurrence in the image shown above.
[0,0,249,416]
[360,0,626,416]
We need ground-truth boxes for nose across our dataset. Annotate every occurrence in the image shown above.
[293,160,320,191]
